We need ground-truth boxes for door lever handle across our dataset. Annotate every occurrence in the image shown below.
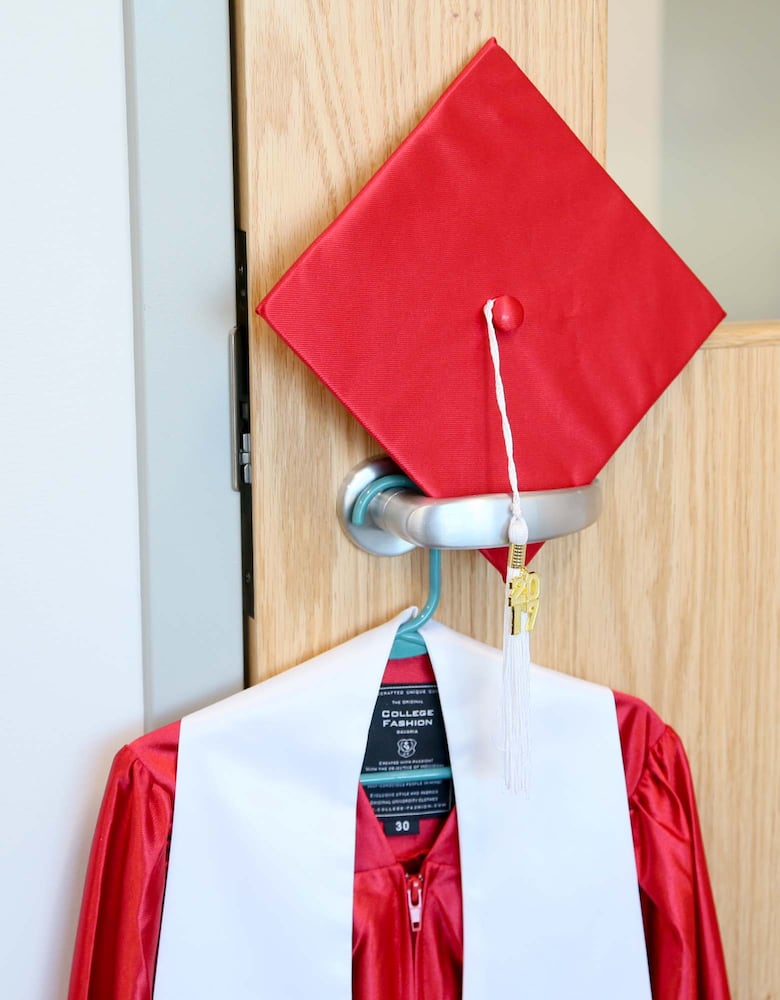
[338,456,601,557]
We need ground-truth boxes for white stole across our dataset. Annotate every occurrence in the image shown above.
[154,614,651,998]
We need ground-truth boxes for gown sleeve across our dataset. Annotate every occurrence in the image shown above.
[67,723,180,1000]
[615,693,731,1000]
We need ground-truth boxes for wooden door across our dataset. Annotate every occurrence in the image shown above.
[232,3,777,995]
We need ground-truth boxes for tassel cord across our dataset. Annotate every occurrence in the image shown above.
[484,298,533,793]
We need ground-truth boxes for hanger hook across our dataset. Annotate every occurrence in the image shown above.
[396,548,441,636]
[350,473,441,635]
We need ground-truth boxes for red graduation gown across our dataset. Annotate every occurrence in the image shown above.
[68,658,729,1000]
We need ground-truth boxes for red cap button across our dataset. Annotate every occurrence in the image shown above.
[492,295,525,332]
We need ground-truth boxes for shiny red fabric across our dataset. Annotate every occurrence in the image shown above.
[354,795,462,1000]
[257,40,725,575]
[68,664,730,1000]
[67,723,179,1000]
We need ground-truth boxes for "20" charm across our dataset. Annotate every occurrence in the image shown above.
[508,568,540,634]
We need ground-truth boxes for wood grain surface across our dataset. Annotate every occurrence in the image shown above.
[706,319,780,350]
[233,2,776,995]
[234,0,607,672]
[531,341,779,998]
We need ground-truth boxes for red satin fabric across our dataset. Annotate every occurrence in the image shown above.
[354,796,462,1000]
[257,40,725,580]
[68,668,730,1000]
[67,724,178,1000]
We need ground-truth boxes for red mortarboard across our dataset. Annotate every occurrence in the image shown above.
[257,39,724,571]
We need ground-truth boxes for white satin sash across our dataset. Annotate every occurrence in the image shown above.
[154,614,651,999]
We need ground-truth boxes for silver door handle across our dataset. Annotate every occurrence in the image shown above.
[338,457,601,557]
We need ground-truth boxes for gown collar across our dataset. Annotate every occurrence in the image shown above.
[354,781,460,873]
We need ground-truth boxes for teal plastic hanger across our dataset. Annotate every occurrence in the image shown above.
[352,474,451,787]
[389,548,441,658]
[351,473,441,659]
[360,765,452,786]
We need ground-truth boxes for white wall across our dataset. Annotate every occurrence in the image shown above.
[125,0,243,729]
[607,0,663,226]
[659,0,780,321]
[0,4,144,998]
[608,0,780,322]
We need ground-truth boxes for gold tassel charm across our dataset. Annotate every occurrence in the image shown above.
[507,543,541,635]
[501,533,539,793]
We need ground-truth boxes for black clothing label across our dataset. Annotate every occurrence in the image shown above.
[361,683,454,828]
[369,779,453,831]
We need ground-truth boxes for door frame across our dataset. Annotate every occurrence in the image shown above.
[124,0,244,728]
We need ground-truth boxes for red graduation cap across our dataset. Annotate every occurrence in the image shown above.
[257,39,724,572]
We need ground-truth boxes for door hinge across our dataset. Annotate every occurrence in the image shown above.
[238,431,252,484]
[230,330,253,489]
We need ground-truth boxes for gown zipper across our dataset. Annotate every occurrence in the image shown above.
[406,872,424,932]
[405,870,426,998]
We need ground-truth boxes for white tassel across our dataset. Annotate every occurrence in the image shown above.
[502,514,533,793]
[483,299,539,794]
